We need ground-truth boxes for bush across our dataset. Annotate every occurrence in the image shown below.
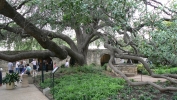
[137,64,149,75]
[153,67,177,74]
[59,64,103,74]
[52,73,125,100]
[137,64,144,71]
[40,66,125,100]
[102,63,107,70]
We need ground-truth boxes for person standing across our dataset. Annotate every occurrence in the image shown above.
[0,68,2,86]
[45,61,49,72]
[53,62,56,69]
[18,61,24,74]
[7,62,14,73]
[31,59,37,77]
[65,60,69,68]
[15,61,20,73]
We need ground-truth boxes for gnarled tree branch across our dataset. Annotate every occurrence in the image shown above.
[104,42,177,92]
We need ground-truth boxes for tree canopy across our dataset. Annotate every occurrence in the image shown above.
[1,0,177,91]
[0,0,151,64]
[0,0,177,64]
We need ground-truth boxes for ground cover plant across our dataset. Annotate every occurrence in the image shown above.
[153,67,177,74]
[35,65,177,100]
[137,64,177,75]
[38,65,125,100]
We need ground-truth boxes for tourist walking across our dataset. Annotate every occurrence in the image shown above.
[7,62,14,73]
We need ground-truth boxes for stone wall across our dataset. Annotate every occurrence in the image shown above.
[115,64,137,75]
[87,49,108,65]
[0,60,8,72]
[108,64,137,77]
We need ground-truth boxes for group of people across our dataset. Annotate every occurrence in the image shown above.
[0,59,69,87]
[7,59,70,75]
[7,59,38,77]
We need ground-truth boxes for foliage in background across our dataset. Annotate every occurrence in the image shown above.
[138,19,177,66]
[153,67,177,74]
[137,64,149,75]
[137,63,177,75]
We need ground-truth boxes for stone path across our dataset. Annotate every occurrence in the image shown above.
[0,72,49,100]
[128,74,167,82]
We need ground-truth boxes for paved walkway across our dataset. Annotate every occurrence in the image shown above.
[0,72,49,100]
[128,74,167,82]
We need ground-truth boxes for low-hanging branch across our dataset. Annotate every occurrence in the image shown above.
[104,43,177,92]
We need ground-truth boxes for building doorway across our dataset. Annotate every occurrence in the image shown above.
[100,54,110,66]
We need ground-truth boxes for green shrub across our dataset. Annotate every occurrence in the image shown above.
[56,73,125,100]
[40,78,51,89]
[59,64,102,74]
[102,63,108,70]
[42,72,125,100]
[137,64,144,71]
[137,64,149,75]
[153,67,177,74]
[172,92,177,100]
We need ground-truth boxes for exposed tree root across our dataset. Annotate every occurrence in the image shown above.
[105,43,177,92]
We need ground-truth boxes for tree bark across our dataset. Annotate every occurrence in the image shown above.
[0,1,68,60]
[104,43,177,92]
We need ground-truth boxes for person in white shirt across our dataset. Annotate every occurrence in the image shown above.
[65,60,69,68]
[15,61,20,73]
[31,59,37,77]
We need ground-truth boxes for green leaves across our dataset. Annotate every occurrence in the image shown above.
[137,19,177,65]
[53,73,124,99]
[2,73,20,85]
[40,66,125,99]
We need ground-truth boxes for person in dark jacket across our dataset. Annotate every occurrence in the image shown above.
[0,68,2,86]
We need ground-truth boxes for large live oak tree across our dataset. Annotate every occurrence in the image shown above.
[0,0,145,65]
[0,0,177,92]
